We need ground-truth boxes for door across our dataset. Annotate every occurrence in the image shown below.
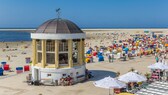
[34,68,39,81]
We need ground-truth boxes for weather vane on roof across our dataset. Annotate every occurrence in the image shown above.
[56,8,61,18]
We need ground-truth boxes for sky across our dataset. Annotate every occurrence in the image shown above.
[0,0,168,28]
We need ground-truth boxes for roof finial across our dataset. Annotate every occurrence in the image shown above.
[56,8,61,18]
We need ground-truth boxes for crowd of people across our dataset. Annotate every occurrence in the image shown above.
[85,34,168,64]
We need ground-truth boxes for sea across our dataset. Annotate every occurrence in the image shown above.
[0,31,31,42]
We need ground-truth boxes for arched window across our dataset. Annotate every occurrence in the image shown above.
[59,40,68,65]
[46,40,55,64]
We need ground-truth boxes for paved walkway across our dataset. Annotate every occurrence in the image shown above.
[136,81,168,95]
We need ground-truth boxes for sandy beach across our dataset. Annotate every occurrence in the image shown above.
[0,40,159,95]
[0,41,32,78]
[1,0,168,94]
[0,29,167,95]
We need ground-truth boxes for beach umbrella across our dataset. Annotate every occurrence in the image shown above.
[148,62,168,70]
[93,76,126,95]
[118,72,147,83]
[148,62,168,81]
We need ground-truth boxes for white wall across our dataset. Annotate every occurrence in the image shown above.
[32,65,86,83]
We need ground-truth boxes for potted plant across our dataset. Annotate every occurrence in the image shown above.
[145,72,151,81]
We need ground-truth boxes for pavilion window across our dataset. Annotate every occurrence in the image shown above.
[37,40,42,63]
[37,52,42,63]
[46,40,55,52]
[46,53,55,64]
[59,40,68,65]
[59,40,68,52]
[46,40,55,64]
[72,40,79,64]
[37,40,42,51]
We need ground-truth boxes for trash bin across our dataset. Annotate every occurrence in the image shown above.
[16,67,23,74]
[24,65,30,71]
[1,62,6,69]
[25,57,31,63]
[0,67,4,76]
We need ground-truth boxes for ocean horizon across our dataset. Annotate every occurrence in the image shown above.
[0,31,31,42]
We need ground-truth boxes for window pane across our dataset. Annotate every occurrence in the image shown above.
[64,41,68,51]
[59,53,68,64]
[46,53,55,64]
[37,40,42,51]
[59,40,68,52]
[72,52,78,63]
[73,41,78,63]
[59,42,63,51]
[46,40,55,51]
[38,52,42,63]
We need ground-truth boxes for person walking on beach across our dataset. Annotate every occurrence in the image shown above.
[111,54,114,62]
[108,54,112,63]
[155,55,159,63]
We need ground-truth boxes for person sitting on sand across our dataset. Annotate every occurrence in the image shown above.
[60,77,65,86]
[67,75,73,86]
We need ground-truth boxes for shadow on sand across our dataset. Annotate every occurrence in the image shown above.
[88,70,117,81]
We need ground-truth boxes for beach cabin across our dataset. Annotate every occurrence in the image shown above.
[31,18,86,85]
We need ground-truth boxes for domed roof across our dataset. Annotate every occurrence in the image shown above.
[35,18,83,34]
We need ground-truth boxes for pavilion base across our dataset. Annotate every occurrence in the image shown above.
[31,65,86,85]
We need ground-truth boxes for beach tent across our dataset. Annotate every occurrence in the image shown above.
[98,52,103,57]
[93,51,97,56]
[165,44,168,47]
[123,48,129,54]
[118,72,147,83]
[123,47,129,51]
[93,76,126,95]
[98,56,104,62]
[86,50,92,54]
